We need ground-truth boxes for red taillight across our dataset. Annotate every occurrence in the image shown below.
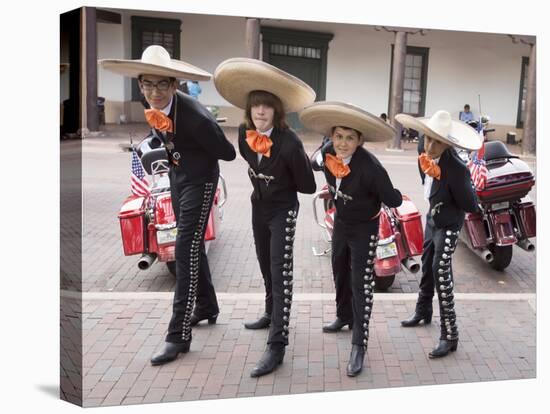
[155,195,175,225]
[378,210,393,238]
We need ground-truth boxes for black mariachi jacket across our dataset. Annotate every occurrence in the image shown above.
[427,147,479,230]
[148,91,236,183]
[238,124,316,206]
[322,144,402,223]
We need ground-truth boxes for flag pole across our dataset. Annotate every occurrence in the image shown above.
[478,94,482,120]
[129,132,134,151]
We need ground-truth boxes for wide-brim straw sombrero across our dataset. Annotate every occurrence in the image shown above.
[395,110,482,150]
[299,101,396,142]
[213,58,316,113]
[99,45,212,81]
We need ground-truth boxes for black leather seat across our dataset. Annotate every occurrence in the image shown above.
[483,141,518,162]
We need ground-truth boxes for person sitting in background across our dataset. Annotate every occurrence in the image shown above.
[187,80,202,100]
[459,104,474,122]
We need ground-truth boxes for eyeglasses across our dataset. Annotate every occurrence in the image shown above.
[140,80,172,92]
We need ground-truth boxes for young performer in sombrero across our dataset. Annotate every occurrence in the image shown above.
[100,45,236,365]
[300,102,403,376]
[396,110,481,358]
[214,58,317,377]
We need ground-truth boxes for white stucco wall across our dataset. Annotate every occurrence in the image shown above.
[97,21,126,102]
[179,13,248,105]
[415,29,530,125]
[96,9,531,127]
[263,19,530,125]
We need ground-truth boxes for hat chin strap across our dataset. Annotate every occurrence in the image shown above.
[445,134,460,145]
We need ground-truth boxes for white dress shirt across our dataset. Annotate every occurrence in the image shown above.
[334,155,352,199]
[256,127,274,164]
[423,156,440,201]
[160,96,174,115]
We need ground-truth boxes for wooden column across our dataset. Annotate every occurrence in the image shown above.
[245,18,260,59]
[376,26,426,150]
[523,44,536,155]
[509,35,536,155]
[85,7,98,132]
[389,31,407,149]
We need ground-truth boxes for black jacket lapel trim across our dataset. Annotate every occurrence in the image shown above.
[257,128,282,171]
[429,150,449,199]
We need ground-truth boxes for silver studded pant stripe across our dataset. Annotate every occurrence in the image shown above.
[417,214,461,341]
[331,217,380,348]
[279,208,297,343]
[251,203,299,346]
[436,229,460,340]
[166,179,217,344]
[181,182,214,341]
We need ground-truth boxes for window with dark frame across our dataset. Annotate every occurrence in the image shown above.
[131,16,181,101]
[403,54,423,115]
[389,46,429,117]
[269,43,322,59]
[516,56,529,128]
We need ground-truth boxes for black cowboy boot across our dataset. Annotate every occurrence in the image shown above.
[346,344,365,377]
[250,344,285,377]
[244,312,271,330]
[429,339,458,358]
[150,341,190,365]
[190,313,219,327]
[401,303,433,327]
[323,317,353,333]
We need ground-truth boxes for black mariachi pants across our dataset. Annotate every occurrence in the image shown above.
[331,216,379,347]
[252,200,299,346]
[166,168,219,343]
[416,213,459,341]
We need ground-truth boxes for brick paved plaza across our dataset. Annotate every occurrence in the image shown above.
[60,125,537,407]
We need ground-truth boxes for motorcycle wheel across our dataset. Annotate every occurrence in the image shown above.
[167,261,176,276]
[488,244,513,271]
[374,274,395,291]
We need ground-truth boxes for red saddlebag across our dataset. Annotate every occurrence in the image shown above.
[488,210,517,246]
[118,196,146,255]
[517,201,536,238]
[393,197,424,256]
[464,212,488,248]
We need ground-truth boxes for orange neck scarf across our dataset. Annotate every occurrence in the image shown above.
[144,108,173,133]
[246,130,273,157]
[418,153,441,180]
[325,153,351,179]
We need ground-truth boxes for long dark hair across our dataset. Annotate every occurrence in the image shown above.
[244,90,288,130]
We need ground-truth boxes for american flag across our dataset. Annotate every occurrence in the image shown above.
[131,149,150,197]
[467,118,488,191]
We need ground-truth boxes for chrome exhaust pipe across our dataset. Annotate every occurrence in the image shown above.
[459,230,494,263]
[472,247,494,263]
[517,238,535,252]
[401,257,420,273]
[137,253,157,270]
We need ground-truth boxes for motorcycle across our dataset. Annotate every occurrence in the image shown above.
[461,140,536,270]
[456,115,495,163]
[117,131,227,276]
[310,140,424,291]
